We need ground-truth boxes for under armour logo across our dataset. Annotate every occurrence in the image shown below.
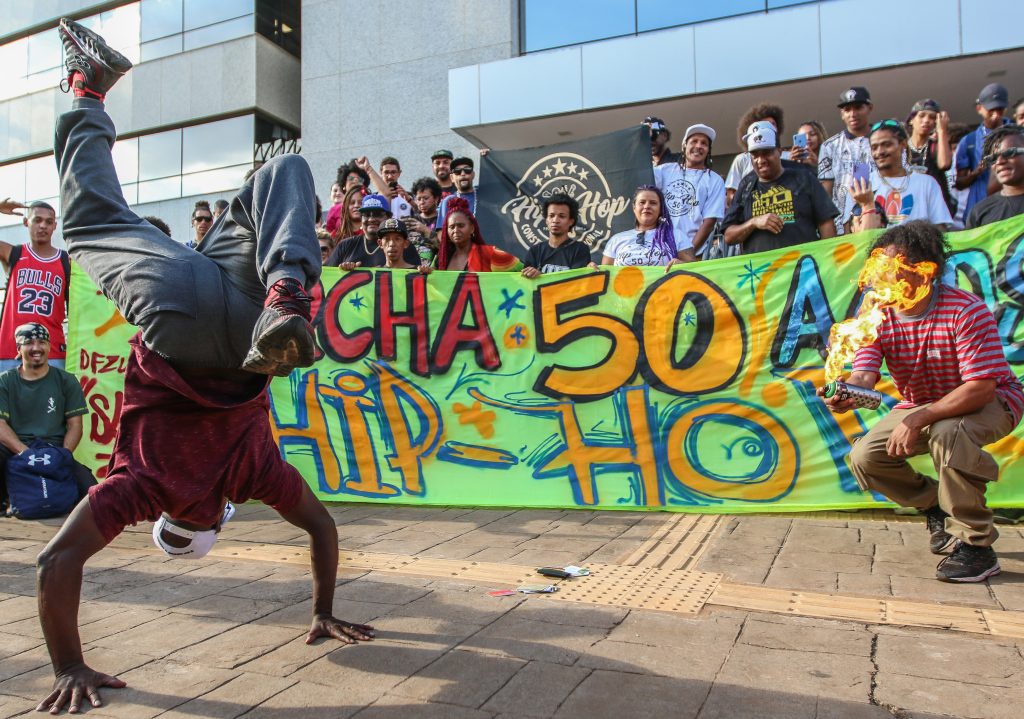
[27,453,51,466]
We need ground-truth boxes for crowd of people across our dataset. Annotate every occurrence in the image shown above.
[302,84,1023,278]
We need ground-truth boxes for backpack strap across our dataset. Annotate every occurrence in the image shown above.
[1,244,22,319]
[60,250,71,303]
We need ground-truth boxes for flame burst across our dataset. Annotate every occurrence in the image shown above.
[824,249,937,382]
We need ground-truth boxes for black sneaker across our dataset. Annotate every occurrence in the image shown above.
[242,278,315,377]
[923,506,957,554]
[936,542,1000,583]
[58,18,133,100]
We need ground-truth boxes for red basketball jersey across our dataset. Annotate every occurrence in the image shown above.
[1,245,69,360]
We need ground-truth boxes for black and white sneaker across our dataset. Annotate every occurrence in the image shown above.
[58,18,132,100]
[923,506,957,555]
[936,542,1000,583]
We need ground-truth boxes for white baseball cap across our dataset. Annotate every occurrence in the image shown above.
[683,123,716,144]
[743,121,778,152]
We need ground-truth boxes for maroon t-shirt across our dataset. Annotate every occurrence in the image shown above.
[88,333,305,541]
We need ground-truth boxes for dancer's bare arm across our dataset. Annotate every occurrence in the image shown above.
[36,499,124,715]
[278,483,375,644]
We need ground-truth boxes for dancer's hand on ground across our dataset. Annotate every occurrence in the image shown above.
[0,197,26,216]
[306,615,375,645]
[37,663,126,715]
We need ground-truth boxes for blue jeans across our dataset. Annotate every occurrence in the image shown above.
[55,98,321,368]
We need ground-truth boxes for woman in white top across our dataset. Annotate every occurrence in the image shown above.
[601,186,693,267]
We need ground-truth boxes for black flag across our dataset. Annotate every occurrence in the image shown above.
[476,126,654,261]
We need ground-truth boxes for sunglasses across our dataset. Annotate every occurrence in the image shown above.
[362,210,387,218]
[319,245,330,253]
[869,119,906,138]
[451,168,474,175]
[984,147,1024,165]
[194,215,213,222]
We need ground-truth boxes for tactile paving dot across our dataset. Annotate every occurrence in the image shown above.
[550,564,722,614]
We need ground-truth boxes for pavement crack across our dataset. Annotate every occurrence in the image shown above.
[868,630,881,706]
[694,613,746,716]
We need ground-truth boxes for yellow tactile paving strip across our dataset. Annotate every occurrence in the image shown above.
[4,514,1022,639]
[620,514,724,570]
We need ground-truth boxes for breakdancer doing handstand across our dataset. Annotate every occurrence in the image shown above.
[35,19,373,715]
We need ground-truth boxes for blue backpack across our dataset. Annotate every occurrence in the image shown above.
[6,441,77,520]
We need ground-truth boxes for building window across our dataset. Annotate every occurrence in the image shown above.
[255,0,301,57]
[520,0,821,53]
[0,114,257,228]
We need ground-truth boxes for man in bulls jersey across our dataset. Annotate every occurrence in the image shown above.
[820,222,1024,583]
[0,200,71,372]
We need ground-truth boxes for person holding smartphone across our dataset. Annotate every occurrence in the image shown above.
[722,122,838,255]
[842,120,952,233]
[789,120,826,170]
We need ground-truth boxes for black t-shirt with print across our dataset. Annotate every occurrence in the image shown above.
[723,168,839,255]
[523,239,592,273]
[325,234,420,267]
[965,193,1024,229]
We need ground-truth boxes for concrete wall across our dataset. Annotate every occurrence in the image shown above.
[300,0,518,199]
[450,0,1024,129]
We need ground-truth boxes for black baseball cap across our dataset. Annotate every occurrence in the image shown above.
[838,86,871,107]
[377,217,408,240]
[451,156,474,171]
[431,149,453,160]
[907,98,941,123]
[977,83,1009,111]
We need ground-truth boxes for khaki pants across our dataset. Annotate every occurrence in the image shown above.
[848,399,1015,547]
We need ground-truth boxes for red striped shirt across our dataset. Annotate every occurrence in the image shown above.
[852,285,1024,424]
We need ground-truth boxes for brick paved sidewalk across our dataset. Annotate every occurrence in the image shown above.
[2,504,1022,718]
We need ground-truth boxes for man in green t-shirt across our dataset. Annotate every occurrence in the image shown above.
[0,322,95,515]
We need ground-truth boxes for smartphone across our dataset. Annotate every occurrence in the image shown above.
[792,133,808,149]
[852,161,870,186]
[536,567,572,579]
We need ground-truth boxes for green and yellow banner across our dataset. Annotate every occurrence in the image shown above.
[67,216,1024,512]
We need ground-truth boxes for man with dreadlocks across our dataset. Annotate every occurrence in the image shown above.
[820,221,1024,583]
[966,124,1024,229]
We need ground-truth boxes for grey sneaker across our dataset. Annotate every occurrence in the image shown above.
[936,542,1000,583]
[923,506,957,555]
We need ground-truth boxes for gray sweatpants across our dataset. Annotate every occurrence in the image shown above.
[55,98,321,368]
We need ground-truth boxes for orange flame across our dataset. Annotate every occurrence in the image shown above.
[824,249,937,382]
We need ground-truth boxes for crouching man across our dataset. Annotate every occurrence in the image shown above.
[819,221,1023,583]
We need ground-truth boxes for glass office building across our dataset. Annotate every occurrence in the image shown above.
[0,0,301,245]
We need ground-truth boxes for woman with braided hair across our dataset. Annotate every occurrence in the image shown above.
[602,185,688,267]
[436,196,521,271]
